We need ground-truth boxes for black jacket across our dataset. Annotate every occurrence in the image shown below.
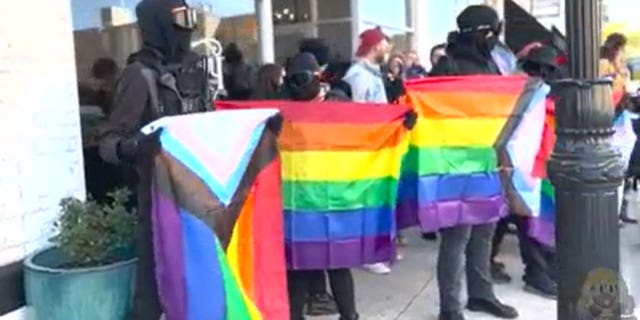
[430,35,501,76]
[628,119,640,178]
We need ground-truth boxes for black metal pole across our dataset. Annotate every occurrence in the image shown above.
[548,0,626,319]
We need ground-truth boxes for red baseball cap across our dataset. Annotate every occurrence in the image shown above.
[355,27,388,57]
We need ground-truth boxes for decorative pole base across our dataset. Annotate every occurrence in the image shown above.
[548,79,627,319]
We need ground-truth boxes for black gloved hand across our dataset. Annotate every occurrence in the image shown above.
[266,114,284,137]
[403,110,417,130]
[116,128,163,164]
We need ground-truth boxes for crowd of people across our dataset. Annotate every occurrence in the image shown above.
[78,0,640,319]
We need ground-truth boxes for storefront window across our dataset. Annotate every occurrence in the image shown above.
[358,0,408,30]
[273,0,311,25]
[69,0,258,86]
[318,0,351,20]
[69,0,258,148]
[318,21,355,61]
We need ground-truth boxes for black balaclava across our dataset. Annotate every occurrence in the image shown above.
[136,0,193,65]
[521,46,565,82]
[456,5,501,55]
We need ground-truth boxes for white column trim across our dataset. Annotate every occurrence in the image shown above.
[309,0,319,37]
[255,0,275,63]
[350,0,360,58]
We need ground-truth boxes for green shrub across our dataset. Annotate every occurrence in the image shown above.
[50,188,136,268]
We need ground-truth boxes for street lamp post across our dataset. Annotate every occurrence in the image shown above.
[547,0,626,319]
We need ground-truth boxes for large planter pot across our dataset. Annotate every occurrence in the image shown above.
[24,247,136,320]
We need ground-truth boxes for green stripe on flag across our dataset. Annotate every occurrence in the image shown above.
[283,177,398,211]
[402,145,497,176]
[215,238,252,320]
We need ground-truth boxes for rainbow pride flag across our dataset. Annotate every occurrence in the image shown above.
[529,104,637,246]
[528,100,556,246]
[148,110,288,320]
[217,100,412,270]
[398,76,549,231]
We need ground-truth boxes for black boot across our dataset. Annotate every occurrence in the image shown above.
[523,275,557,300]
[338,313,359,320]
[491,262,512,284]
[467,298,519,319]
[305,293,338,316]
[438,311,465,320]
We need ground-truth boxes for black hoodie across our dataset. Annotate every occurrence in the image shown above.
[135,0,192,66]
[96,2,197,320]
[99,0,193,166]
[430,32,501,76]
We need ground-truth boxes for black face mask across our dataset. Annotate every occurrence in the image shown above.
[136,0,195,64]
[479,34,499,55]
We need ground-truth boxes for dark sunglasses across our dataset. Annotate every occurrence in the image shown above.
[172,7,198,30]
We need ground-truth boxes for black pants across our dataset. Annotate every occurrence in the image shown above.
[129,162,162,320]
[438,223,497,312]
[288,269,356,319]
[309,270,328,295]
[491,216,556,283]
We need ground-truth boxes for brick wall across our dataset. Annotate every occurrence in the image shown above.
[0,0,85,317]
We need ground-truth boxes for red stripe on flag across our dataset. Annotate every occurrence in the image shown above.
[250,156,289,319]
[216,100,410,124]
[405,75,528,94]
[532,99,556,178]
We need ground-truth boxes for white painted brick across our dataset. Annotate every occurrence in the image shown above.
[0,217,25,248]
[0,0,85,266]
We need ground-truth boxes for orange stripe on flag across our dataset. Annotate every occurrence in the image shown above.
[279,121,406,151]
[228,190,256,301]
[403,91,520,118]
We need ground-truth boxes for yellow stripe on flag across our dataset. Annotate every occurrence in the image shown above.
[409,117,507,147]
[281,144,407,181]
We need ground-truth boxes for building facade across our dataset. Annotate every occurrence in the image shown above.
[0,1,564,319]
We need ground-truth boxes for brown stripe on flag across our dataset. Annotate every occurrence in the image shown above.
[494,78,545,216]
[153,130,279,249]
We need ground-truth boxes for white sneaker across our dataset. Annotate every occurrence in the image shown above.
[396,252,404,261]
[363,263,391,274]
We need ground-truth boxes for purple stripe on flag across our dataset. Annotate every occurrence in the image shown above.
[397,196,506,232]
[396,172,503,230]
[285,235,395,270]
[151,188,187,320]
[528,217,555,247]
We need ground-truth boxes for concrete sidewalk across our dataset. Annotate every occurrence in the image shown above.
[311,221,640,320]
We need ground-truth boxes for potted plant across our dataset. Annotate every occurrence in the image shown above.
[24,188,137,320]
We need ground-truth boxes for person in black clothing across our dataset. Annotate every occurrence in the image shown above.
[430,5,518,320]
[490,46,563,300]
[222,42,254,100]
[323,61,353,99]
[384,53,406,103]
[430,44,447,70]
[251,63,286,100]
[299,37,331,68]
[284,52,359,320]
[96,1,205,319]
